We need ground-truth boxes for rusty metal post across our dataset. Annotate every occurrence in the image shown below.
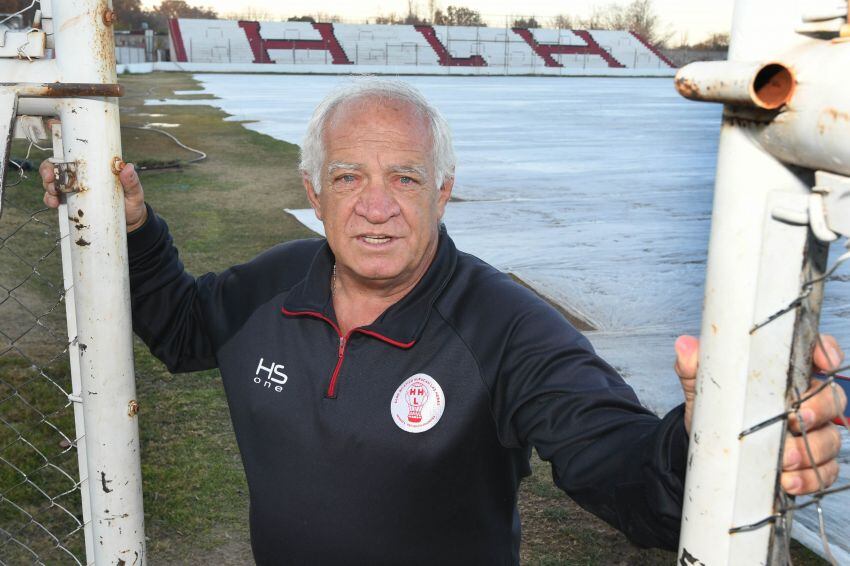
[677,1,850,564]
[50,1,147,563]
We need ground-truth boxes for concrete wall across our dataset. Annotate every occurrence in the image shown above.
[163,18,676,77]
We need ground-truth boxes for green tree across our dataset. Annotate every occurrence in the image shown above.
[433,5,485,26]
[512,16,539,29]
[154,0,217,19]
[112,0,148,30]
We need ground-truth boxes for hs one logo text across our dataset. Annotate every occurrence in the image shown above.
[255,358,288,392]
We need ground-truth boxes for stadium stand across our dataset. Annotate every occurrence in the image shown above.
[157,18,676,76]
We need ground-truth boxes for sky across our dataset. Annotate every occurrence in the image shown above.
[144,1,735,44]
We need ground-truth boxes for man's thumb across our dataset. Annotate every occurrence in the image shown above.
[674,335,699,379]
[118,162,142,194]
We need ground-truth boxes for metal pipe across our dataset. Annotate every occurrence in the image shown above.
[51,0,147,563]
[746,40,850,177]
[677,1,829,564]
[801,1,848,22]
[675,61,796,110]
[16,97,60,115]
[0,59,60,83]
[0,82,124,98]
[676,40,850,178]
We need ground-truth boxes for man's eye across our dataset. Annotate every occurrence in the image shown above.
[340,174,356,183]
[399,176,416,185]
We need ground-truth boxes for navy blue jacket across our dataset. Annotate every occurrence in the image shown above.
[129,207,687,565]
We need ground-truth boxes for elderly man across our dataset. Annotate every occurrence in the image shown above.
[42,79,844,564]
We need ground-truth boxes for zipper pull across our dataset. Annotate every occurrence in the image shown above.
[338,336,345,357]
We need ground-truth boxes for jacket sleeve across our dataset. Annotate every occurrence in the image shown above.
[493,297,688,550]
[127,204,220,373]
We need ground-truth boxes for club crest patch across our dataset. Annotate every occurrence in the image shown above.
[390,374,445,433]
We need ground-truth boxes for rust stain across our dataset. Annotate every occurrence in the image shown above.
[825,107,850,122]
[43,83,124,98]
[711,323,717,335]
[78,209,84,217]
[128,400,140,417]
[75,223,89,230]
[675,76,700,100]
[102,9,117,26]
[68,215,79,223]
[58,13,85,32]
[112,156,126,175]
[75,237,91,246]
[91,7,118,77]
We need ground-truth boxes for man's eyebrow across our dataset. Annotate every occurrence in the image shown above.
[326,161,363,175]
[388,165,428,178]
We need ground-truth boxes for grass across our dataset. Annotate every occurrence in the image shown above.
[0,72,829,564]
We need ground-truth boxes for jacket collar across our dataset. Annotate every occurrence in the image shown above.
[282,225,457,347]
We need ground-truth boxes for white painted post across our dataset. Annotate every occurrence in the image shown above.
[50,1,147,563]
[676,1,850,564]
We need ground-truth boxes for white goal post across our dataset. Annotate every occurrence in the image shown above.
[675,1,850,564]
[0,1,145,564]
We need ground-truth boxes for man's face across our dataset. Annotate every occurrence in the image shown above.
[304,98,453,292]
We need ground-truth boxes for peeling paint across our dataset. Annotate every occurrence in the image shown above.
[75,237,91,246]
[101,471,113,493]
[675,76,700,100]
[679,547,706,565]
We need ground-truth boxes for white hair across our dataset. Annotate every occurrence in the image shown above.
[299,78,456,192]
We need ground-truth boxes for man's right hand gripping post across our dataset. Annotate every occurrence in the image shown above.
[39,159,148,232]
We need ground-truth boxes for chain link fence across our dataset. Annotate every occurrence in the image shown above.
[0,148,86,564]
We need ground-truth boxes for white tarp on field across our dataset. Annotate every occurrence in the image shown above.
[147,74,850,563]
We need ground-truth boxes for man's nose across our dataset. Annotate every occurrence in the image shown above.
[354,177,401,223]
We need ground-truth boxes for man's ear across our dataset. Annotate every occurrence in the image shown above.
[303,173,323,221]
[436,175,454,219]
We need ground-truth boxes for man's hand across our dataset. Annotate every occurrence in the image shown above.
[674,334,847,495]
[39,159,148,232]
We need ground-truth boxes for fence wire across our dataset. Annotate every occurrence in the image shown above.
[733,239,850,565]
[0,147,85,564]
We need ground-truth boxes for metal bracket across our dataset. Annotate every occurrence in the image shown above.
[51,160,78,194]
[769,172,850,242]
[797,3,848,39]
[13,115,47,141]
[0,29,46,59]
[815,170,850,238]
